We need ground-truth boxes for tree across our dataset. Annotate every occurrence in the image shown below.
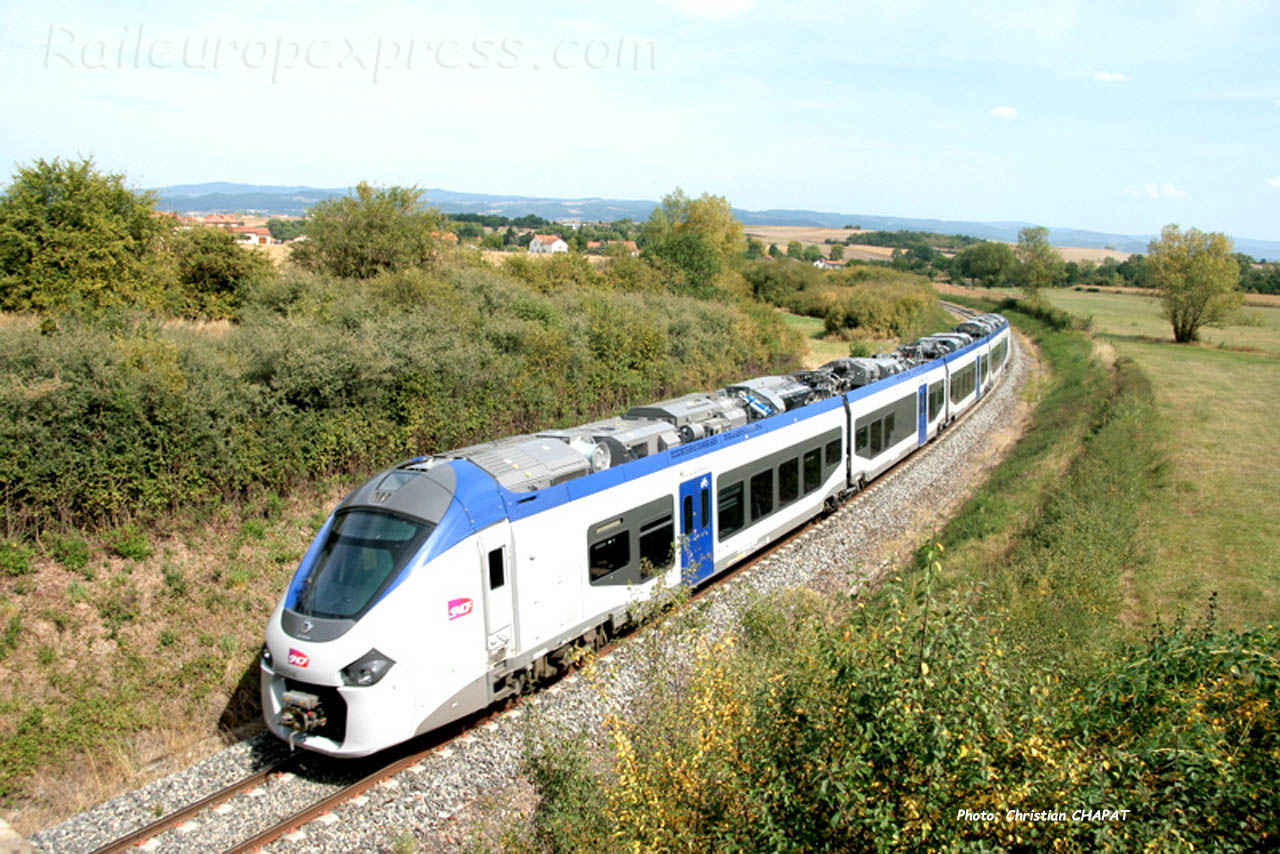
[641,188,746,292]
[1146,224,1242,343]
[266,218,306,241]
[1014,226,1066,298]
[0,157,170,312]
[801,244,822,263]
[768,243,781,258]
[165,225,273,318]
[786,241,803,259]
[829,243,845,261]
[953,241,1017,287]
[746,237,765,259]
[291,182,444,278]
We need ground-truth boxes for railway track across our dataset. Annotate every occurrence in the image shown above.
[75,303,1005,854]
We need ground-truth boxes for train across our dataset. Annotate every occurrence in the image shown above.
[260,312,1013,756]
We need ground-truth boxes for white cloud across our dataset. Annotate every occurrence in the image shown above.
[1093,70,1132,82]
[989,105,1018,119]
[1123,183,1190,200]
[1266,177,1280,188]
[660,0,753,18]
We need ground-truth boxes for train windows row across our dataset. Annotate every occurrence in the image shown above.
[718,428,842,542]
[587,495,676,586]
[854,393,916,459]
[950,363,977,403]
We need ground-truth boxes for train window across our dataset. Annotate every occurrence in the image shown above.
[683,496,694,534]
[825,438,841,467]
[884,413,895,446]
[718,482,744,539]
[588,533,629,582]
[701,487,710,526]
[750,470,774,521]
[488,548,505,590]
[870,421,882,456]
[638,514,674,577]
[803,449,821,493]
[855,426,868,457]
[929,382,944,421]
[778,458,799,506]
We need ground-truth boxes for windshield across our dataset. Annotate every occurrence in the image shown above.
[293,510,433,619]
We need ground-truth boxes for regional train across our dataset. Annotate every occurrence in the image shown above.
[260,312,1012,756]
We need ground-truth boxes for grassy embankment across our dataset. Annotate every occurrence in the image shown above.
[512,298,1280,852]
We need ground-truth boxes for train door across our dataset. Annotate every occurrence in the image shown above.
[975,354,984,400]
[680,475,714,585]
[917,384,928,444]
[476,522,514,665]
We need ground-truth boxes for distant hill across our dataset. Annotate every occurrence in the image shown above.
[153,183,1280,260]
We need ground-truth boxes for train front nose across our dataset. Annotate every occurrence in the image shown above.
[260,645,416,757]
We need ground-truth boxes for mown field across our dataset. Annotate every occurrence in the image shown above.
[1036,288,1280,629]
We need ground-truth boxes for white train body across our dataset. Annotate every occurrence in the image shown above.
[262,315,1011,756]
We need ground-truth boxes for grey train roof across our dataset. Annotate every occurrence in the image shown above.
[401,313,1007,493]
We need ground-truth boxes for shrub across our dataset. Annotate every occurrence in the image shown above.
[0,541,33,577]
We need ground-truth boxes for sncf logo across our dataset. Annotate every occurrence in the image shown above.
[448,598,474,620]
[288,648,310,668]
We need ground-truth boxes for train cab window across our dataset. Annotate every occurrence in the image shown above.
[588,529,629,582]
[638,514,674,578]
[803,449,822,493]
[683,496,694,533]
[884,413,895,446]
[855,426,868,457]
[488,548,505,590]
[778,458,799,506]
[750,470,774,521]
[870,421,883,456]
[825,438,841,467]
[718,482,745,540]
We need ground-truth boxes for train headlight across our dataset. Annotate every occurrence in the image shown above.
[341,649,395,686]
[260,643,273,668]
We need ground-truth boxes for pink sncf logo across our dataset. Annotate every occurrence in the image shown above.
[288,648,310,668]
[448,598,474,620]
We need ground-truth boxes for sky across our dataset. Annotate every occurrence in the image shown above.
[2,0,1278,241]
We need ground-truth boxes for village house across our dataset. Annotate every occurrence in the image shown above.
[814,258,847,270]
[528,234,569,254]
[232,226,273,245]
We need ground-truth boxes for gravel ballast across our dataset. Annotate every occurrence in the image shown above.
[32,330,1035,854]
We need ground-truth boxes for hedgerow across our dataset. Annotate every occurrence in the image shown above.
[0,267,798,539]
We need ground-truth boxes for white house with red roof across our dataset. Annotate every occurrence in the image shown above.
[233,226,273,245]
[528,234,568,254]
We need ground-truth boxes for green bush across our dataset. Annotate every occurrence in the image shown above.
[0,541,33,577]
[48,533,90,573]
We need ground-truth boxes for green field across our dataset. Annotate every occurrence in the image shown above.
[1041,288,1280,628]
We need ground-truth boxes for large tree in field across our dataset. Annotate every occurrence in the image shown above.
[292,182,444,279]
[953,241,1017,287]
[1014,225,1066,298]
[641,188,746,292]
[0,157,170,312]
[1146,224,1241,343]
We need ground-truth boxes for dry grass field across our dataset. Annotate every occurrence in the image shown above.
[744,225,1136,265]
